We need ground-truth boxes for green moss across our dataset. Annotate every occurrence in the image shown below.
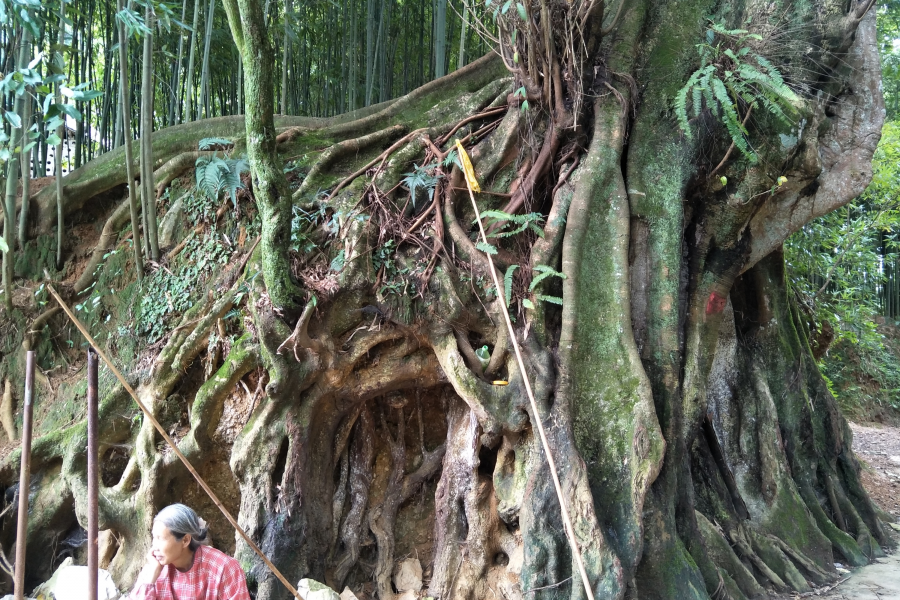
[14,235,61,280]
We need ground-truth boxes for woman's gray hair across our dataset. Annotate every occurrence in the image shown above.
[154,504,209,551]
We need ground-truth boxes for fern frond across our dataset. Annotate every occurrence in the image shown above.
[198,137,234,150]
[712,77,754,160]
[504,265,519,307]
[753,55,786,87]
[675,83,692,134]
[529,264,566,291]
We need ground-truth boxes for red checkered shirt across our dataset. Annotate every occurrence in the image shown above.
[130,545,251,600]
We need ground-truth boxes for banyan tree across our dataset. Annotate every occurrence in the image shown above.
[0,0,892,599]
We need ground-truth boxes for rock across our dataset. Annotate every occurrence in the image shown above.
[890,455,900,465]
[339,587,359,600]
[31,557,119,600]
[393,558,423,593]
[297,579,340,600]
[396,591,417,600]
[158,197,187,248]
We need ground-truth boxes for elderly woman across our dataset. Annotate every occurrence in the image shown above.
[130,504,250,600]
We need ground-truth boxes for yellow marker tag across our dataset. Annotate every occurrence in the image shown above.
[455,140,481,194]
[492,380,509,386]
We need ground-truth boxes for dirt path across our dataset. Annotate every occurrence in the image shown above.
[775,422,900,599]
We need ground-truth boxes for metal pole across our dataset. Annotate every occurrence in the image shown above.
[87,349,99,600]
[14,351,35,600]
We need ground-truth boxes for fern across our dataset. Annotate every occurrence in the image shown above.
[476,210,545,238]
[198,137,235,150]
[529,264,566,291]
[504,264,519,307]
[674,21,800,163]
[195,154,249,207]
[402,163,442,208]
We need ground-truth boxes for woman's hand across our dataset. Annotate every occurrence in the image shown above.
[136,551,164,586]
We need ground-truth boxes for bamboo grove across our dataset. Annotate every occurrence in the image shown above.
[0,0,492,180]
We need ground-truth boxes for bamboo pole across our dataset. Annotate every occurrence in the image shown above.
[14,351,35,600]
[87,349,99,600]
[44,284,303,600]
[455,141,596,600]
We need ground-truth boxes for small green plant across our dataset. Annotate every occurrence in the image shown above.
[290,204,325,254]
[402,163,443,209]
[525,265,565,308]
[195,138,249,209]
[136,231,233,342]
[471,210,545,256]
[675,22,800,162]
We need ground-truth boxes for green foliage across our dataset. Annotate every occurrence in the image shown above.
[136,232,233,342]
[373,239,397,273]
[878,1,900,119]
[529,264,564,306]
[503,264,519,307]
[195,140,249,209]
[0,2,98,170]
[290,204,325,254]
[478,210,545,238]
[787,121,900,415]
[475,241,498,255]
[675,22,800,162]
[402,163,442,208]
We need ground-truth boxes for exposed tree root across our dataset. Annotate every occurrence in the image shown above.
[154,151,214,199]
[294,125,408,201]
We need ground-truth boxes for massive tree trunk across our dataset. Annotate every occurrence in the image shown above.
[0,1,891,600]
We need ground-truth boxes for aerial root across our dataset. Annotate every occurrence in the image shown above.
[294,125,408,201]
[275,126,308,145]
[330,406,375,588]
[172,335,259,461]
[277,298,323,361]
[436,105,509,146]
[327,129,425,201]
[498,121,562,218]
[368,405,446,600]
[763,534,831,585]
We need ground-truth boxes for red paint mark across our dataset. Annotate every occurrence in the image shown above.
[706,291,726,315]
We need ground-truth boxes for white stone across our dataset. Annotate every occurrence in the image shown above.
[296,578,340,600]
[396,591,417,600]
[339,587,359,600]
[31,557,119,600]
[393,558,423,593]
[890,455,900,465]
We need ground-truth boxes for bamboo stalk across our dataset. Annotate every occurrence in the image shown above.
[44,284,304,600]
[13,351,35,600]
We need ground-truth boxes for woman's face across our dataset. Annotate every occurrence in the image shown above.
[151,521,193,567]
